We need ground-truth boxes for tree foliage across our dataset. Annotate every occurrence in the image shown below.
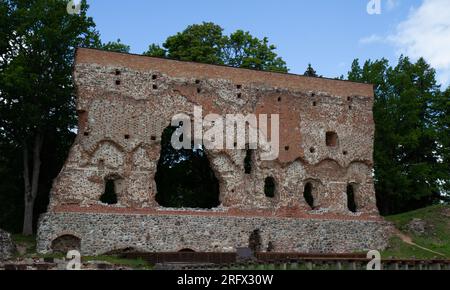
[144,22,288,73]
[348,56,449,215]
[304,63,318,77]
[100,39,130,53]
[0,0,99,234]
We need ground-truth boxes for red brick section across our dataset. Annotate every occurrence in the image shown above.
[75,48,374,99]
[53,205,384,222]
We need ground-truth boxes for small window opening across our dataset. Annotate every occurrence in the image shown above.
[264,177,276,198]
[152,74,157,80]
[347,184,357,213]
[153,84,158,90]
[326,131,338,147]
[115,69,121,76]
[115,80,121,85]
[101,178,118,205]
[303,182,315,209]
[244,147,253,174]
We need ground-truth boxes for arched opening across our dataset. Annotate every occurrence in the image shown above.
[347,183,357,213]
[178,248,196,253]
[155,125,220,209]
[303,182,315,209]
[264,177,276,198]
[51,235,81,254]
[100,176,119,205]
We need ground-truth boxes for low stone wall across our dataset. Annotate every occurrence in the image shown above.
[37,212,393,256]
[0,229,15,261]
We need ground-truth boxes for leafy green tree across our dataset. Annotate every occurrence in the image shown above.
[144,22,288,72]
[435,87,450,196]
[348,56,448,215]
[100,39,130,53]
[162,22,225,64]
[0,0,100,235]
[223,30,287,72]
[143,44,166,57]
[304,63,318,77]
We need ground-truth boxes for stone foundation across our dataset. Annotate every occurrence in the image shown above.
[0,229,15,260]
[37,212,393,256]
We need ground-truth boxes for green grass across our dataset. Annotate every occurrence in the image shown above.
[383,204,450,259]
[11,234,37,256]
[82,255,153,269]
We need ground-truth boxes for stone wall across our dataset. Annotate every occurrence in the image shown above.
[0,229,15,260]
[48,48,377,214]
[37,48,392,254]
[37,212,392,256]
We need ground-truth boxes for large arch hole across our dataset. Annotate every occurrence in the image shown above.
[155,125,220,209]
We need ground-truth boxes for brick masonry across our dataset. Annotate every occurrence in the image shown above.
[37,48,393,255]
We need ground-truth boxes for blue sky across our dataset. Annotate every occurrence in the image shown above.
[86,0,450,86]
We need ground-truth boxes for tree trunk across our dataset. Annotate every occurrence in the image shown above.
[22,133,43,236]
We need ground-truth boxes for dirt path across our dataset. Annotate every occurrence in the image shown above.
[394,229,445,257]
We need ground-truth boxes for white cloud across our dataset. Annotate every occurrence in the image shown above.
[359,34,385,45]
[388,0,450,86]
[386,0,401,11]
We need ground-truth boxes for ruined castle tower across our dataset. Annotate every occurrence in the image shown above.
[37,48,391,255]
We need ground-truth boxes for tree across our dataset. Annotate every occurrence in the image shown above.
[162,22,225,65]
[144,22,288,73]
[434,87,450,197]
[223,30,287,72]
[100,39,130,53]
[348,56,448,215]
[0,0,100,235]
[143,44,166,58]
[304,63,318,77]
